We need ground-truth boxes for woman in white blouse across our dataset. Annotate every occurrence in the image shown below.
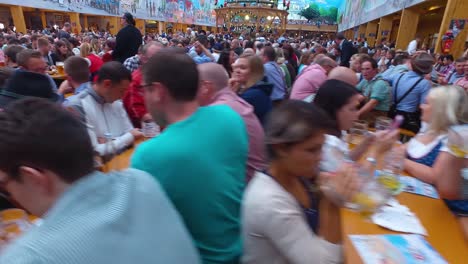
[313,80,398,172]
[403,85,467,183]
[242,100,360,264]
[402,85,468,216]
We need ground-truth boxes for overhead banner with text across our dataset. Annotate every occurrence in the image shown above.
[0,0,217,26]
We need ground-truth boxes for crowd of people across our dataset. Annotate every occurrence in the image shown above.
[0,11,467,264]
[288,19,338,26]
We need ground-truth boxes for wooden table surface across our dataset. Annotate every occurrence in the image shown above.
[101,138,146,172]
[101,136,468,263]
[341,190,468,263]
[48,73,67,80]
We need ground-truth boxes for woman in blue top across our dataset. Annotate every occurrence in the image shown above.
[403,85,468,216]
[231,54,273,125]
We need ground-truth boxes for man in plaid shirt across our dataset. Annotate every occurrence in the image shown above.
[123,42,163,128]
[123,45,143,73]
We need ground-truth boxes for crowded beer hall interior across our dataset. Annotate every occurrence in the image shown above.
[0,0,468,263]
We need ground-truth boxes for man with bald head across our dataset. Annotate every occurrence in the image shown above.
[197,63,266,181]
[242,48,255,56]
[328,66,359,86]
[232,38,243,56]
[290,55,337,100]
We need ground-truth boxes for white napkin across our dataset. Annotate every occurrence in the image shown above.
[371,198,427,235]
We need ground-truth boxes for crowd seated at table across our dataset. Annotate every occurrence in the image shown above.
[0,18,467,263]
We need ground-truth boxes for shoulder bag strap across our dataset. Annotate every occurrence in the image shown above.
[394,75,424,106]
[393,74,404,105]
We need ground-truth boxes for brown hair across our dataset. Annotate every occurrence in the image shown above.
[239,54,264,86]
[4,45,25,64]
[16,49,42,67]
[80,43,92,58]
[37,38,49,48]
[299,52,312,65]
[64,56,90,84]
[265,100,333,160]
[143,49,198,102]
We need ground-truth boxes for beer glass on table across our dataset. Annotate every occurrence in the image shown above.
[375,116,392,132]
[378,142,405,194]
[55,62,65,75]
[447,125,468,158]
[348,120,368,149]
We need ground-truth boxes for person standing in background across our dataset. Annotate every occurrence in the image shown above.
[113,13,142,63]
[57,22,72,40]
[334,33,355,67]
[407,35,421,55]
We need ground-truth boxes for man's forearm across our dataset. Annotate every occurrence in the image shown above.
[358,99,379,117]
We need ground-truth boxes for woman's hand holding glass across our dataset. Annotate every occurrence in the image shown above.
[319,163,361,207]
[320,161,392,218]
[372,129,400,155]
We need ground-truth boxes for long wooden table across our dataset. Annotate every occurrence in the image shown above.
[341,185,468,263]
[101,138,145,172]
[49,73,67,80]
[102,137,468,262]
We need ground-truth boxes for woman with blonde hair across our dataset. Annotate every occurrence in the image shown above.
[298,52,314,74]
[404,85,468,188]
[231,54,273,124]
[90,38,101,55]
[80,42,103,76]
[403,85,468,220]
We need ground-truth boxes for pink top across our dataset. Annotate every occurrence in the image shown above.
[290,64,327,100]
[0,50,4,63]
[455,77,468,92]
[211,88,267,181]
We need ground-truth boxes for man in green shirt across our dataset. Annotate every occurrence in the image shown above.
[357,57,391,126]
[131,49,248,264]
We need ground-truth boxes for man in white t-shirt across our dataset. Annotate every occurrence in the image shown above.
[407,35,422,55]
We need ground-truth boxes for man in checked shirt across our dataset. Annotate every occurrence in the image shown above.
[122,45,143,73]
[123,41,163,128]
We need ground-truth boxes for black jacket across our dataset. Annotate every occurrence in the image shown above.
[113,25,142,63]
[339,39,356,68]
[239,80,273,125]
[57,30,71,40]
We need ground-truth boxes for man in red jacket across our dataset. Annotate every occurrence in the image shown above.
[123,42,163,128]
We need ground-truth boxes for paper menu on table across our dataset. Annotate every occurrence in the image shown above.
[371,200,427,236]
[399,176,439,199]
[349,234,448,264]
